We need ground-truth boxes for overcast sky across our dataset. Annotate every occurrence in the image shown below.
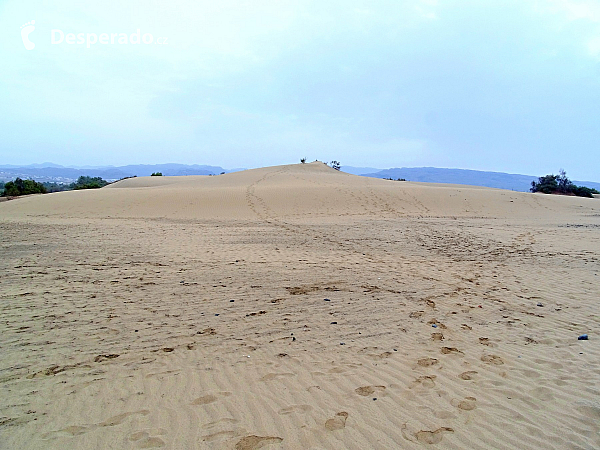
[1,0,599,180]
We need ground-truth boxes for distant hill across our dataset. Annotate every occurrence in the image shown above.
[341,166,381,176]
[0,163,230,183]
[0,162,64,169]
[357,167,600,192]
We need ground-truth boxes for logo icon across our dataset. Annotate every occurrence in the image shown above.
[21,20,35,50]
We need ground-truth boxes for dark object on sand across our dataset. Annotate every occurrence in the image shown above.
[578,334,589,340]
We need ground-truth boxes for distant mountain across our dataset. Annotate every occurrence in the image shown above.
[0,162,65,169]
[0,163,230,183]
[29,162,65,168]
[571,180,600,191]
[361,167,600,192]
[341,166,381,176]
[116,164,228,176]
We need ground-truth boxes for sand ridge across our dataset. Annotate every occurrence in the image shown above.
[1,163,600,449]
[0,161,593,222]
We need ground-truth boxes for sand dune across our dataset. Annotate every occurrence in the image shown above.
[1,162,600,449]
[1,162,593,222]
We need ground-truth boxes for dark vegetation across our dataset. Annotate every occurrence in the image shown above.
[531,170,599,198]
[329,161,341,171]
[72,176,109,190]
[42,182,71,193]
[1,175,110,197]
[1,178,47,196]
[151,172,163,176]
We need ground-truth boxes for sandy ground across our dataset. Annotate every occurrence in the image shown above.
[1,162,599,449]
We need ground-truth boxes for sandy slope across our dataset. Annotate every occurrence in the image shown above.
[1,162,599,449]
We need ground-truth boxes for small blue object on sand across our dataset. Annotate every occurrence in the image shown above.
[578,334,588,340]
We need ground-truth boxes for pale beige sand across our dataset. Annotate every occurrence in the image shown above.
[1,162,600,449]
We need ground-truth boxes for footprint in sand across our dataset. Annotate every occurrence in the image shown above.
[129,430,166,448]
[402,424,454,444]
[415,427,454,444]
[417,358,438,367]
[441,347,463,355]
[42,425,91,439]
[481,354,504,365]
[99,410,150,427]
[459,371,478,380]
[431,332,444,341]
[260,373,295,382]
[43,411,150,440]
[355,385,386,396]
[452,396,477,411]
[479,337,492,346]
[412,375,436,388]
[192,394,219,405]
[191,391,232,405]
[234,435,283,449]
[428,319,447,329]
[325,412,349,431]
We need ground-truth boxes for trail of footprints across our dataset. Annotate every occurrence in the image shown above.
[186,312,488,447]
[31,306,497,449]
[42,410,164,448]
[28,316,515,449]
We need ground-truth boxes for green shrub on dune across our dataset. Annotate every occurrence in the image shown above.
[531,170,599,198]
[71,176,108,190]
[1,178,47,197]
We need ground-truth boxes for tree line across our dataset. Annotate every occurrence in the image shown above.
[1,176,109,197]
[531,170,598,198]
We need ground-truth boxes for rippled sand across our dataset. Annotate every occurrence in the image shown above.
[1,162,599,449]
